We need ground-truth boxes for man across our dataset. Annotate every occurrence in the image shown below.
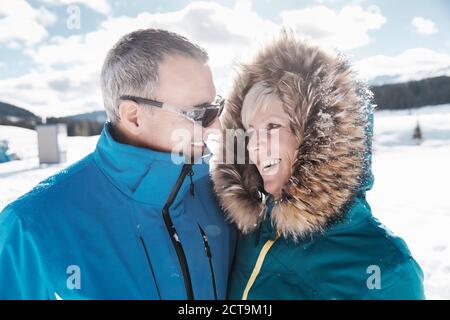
[0,29,236,299]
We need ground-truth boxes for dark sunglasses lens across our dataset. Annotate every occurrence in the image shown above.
[201,108,220,127]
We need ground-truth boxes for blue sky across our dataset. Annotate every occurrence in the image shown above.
[0,0,449,117]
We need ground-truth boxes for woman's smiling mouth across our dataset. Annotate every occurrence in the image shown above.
[261,158,282,174]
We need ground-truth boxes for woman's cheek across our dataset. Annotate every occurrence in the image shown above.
[248,151,261,174]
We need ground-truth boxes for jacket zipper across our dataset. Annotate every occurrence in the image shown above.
[162,163,195,299]
[139,237,162,299]
[242,231,280,300]
[242,201,280,300]
[160,163,218,300]
[198,224,218,300]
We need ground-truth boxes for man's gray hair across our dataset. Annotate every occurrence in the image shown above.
[101,28,209,123]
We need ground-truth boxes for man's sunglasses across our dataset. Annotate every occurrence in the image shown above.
[119,95,225,127]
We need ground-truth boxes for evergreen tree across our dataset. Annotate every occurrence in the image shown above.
[412,121,423,144]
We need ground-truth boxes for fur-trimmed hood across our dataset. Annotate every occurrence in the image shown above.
[211,33,374,241]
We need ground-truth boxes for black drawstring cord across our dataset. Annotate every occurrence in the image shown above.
[188,167,195,197]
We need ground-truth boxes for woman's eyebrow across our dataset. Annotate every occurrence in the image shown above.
[263,115,288,123]
[247,116,286,128]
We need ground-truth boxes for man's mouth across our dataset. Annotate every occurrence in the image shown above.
[261,158,282,173]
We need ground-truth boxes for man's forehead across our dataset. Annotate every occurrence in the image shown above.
[155,55,216,108]
[159,54,210,79]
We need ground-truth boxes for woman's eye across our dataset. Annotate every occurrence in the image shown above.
[267,123,281,131]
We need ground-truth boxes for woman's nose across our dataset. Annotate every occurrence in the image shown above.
[247,132,258,153]
[247,131,269,155]
[207,117,222,131]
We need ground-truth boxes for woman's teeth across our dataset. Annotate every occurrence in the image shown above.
[262,159,281,172]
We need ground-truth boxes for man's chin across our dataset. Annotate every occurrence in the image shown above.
[180,144,206,164]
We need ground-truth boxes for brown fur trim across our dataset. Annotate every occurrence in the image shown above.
[211,32,371,241]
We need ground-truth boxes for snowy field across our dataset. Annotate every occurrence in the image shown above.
[367,104,450,300]
[1,104,450,299]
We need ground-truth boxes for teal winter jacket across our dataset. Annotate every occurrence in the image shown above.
[211,36,425,300]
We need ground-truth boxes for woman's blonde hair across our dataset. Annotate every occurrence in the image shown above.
[241,81,281,129]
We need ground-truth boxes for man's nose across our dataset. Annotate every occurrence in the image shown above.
[202,117,222,141]
[208,117,222,131]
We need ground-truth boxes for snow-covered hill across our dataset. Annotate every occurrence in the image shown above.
[1,104,450,299]
[368,66,450,86]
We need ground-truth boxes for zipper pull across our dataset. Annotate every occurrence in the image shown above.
[201,232,212,258]
[198,224,218,300]
[188,168,195,197]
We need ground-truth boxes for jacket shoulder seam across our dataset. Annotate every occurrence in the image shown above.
[359,257,419,299]
[366,216,413,260]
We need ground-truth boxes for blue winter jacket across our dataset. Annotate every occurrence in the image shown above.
[0,123,236,299]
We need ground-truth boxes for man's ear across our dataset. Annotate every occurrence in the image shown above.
[118,100,140,135]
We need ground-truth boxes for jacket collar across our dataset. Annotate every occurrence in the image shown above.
[94,122,210,208]
[256,192,372,244]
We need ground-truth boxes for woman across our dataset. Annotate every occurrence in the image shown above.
[211,33,425,300]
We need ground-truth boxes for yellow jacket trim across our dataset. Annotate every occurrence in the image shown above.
[242,233,280,300]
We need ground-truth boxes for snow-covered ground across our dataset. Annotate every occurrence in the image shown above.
[367,104,450,300]
[0,126,99,210]
[1,104,450,299]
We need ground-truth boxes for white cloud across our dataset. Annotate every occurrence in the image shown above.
[354,48,450,83]
[38,0,111,15]
[0,0,57,45]
[28,1,280,67]
[28,2,387,72]
[3,1,279,116]
[412,16,438,35]
[0,1,389,117]
[0,64,102,116]
[280,5,386,50]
